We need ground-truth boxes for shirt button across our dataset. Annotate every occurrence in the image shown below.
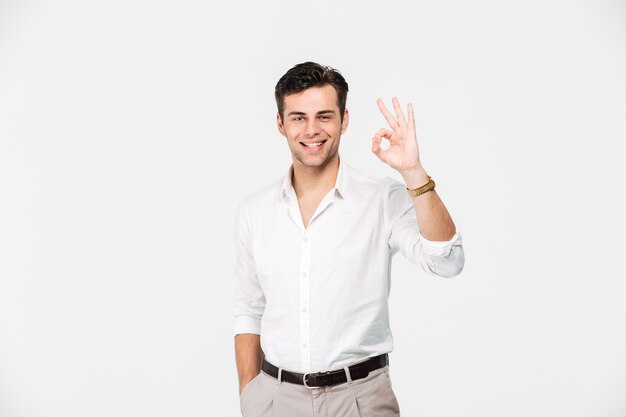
[302,306,307,313]
[302,343,308,349]
[302,272,308,278]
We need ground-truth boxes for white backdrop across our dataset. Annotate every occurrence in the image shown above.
[1,0,625,416]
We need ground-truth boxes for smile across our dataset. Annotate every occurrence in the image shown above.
[300,140,327,151]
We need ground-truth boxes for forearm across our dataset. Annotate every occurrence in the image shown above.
[234,333,263,394]
[401,165,456,241]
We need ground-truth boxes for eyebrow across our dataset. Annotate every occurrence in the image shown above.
[287,110,337,117]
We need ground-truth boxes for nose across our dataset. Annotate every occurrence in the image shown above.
[304,119,321,137]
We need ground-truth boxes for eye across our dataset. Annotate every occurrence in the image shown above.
[292,116,304,121]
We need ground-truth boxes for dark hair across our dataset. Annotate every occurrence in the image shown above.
[274,61,349,122]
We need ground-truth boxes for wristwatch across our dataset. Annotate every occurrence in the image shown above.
[406,176,435,197]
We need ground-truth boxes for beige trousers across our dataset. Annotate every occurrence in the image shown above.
[239,365,401,417]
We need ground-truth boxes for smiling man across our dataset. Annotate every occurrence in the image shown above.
[233,61,465,417]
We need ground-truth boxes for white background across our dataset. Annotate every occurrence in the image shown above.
[1,0,625,416]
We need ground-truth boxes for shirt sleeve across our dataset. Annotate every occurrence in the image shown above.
[384,179,465,278]
[232,203,265,336]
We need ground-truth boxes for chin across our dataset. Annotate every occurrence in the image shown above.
[298,153,336,169]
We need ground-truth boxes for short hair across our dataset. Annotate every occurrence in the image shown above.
[274,61,349,122]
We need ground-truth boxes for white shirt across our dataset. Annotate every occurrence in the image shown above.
[232,154,464,373]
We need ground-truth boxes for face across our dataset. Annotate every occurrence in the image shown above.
[277,84,349,170]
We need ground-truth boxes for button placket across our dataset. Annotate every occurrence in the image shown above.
[299,231,312,371]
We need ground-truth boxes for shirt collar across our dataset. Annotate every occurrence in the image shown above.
[280,154,348,202]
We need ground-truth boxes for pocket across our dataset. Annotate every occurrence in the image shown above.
[382,369,401,415]
[383,367,393,388]
[352,368,401,417]
[239,373,260,402]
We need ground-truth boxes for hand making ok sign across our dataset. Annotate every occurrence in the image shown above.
[372,97,423,175]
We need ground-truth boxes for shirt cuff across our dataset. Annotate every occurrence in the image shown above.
[233,315,262,337]
[418,231,462,257]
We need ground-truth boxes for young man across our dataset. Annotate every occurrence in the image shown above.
[233,62,464,417]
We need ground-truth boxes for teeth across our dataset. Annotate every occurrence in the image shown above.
[305,142,322,147]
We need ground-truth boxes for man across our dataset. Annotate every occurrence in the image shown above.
[233,61,464,417]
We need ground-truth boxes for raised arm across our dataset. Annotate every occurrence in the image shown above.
[372,97,457,241]
[374,97,464,277]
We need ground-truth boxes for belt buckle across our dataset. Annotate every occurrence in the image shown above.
[302,372,315,389]
[303,370,333,389]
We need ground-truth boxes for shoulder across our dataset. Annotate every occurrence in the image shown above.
[344,161,405,197]
[346,163,412,219]
[236,176,283,217]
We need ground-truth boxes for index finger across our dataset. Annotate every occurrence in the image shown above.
[376,98,399,129]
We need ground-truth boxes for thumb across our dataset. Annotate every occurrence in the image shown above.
[372,128,391,162]
[372,135,385,162]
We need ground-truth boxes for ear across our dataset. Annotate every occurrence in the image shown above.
[276,112,287,137]
[340,108,349,134]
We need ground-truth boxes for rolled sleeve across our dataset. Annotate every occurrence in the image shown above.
[232,203,265,337]
[385,179,465,278]
[418,230,465,277]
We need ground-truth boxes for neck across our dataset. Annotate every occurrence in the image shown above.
[291,154,340,198]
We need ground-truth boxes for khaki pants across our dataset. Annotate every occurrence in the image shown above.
[239,365,401,417]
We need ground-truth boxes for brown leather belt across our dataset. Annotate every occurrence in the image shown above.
[261,353,389,388]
